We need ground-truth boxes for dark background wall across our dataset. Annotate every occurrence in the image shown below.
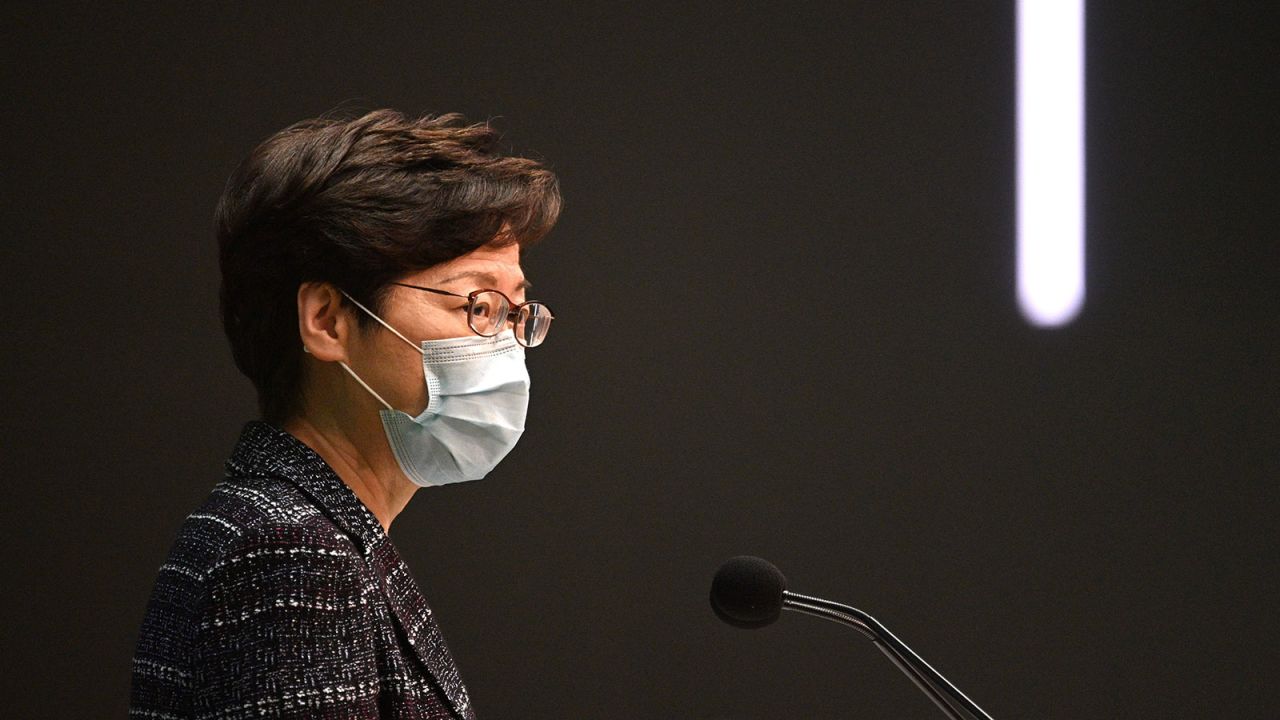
[2,2,1276,717]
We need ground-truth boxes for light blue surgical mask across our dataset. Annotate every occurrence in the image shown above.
[336,292,530,487]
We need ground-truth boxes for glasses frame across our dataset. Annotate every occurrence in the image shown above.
[390,282,555,347]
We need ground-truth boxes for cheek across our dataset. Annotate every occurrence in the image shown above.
[352,333,429,413]
[422,310,474,340]
[383,345,429,413]
[396,301,471,341]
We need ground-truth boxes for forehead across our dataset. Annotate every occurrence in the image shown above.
[404,243,527,290]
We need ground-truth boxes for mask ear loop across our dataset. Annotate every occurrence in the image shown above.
[302,345,396,412]
[337,361,395,411]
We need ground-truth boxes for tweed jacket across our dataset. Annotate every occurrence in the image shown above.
[130,422,476,719]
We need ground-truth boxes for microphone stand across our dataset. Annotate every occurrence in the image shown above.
[782,591,993,720]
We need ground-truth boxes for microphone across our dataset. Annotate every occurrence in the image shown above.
[710,556,994,720]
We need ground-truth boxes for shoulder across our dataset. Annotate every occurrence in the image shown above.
[163,475,360,588]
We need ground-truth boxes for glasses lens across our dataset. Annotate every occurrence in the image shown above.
[515,303,553,347]
[468,291,509,336]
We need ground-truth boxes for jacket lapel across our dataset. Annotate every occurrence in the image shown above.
[225,422,475,720]
[370,540,475,720]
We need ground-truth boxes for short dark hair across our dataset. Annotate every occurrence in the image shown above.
[216,109,561,422]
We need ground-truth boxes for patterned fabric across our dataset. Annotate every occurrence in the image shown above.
[130,422,476,719]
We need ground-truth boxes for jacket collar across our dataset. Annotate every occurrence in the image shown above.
[224,421,387,556]
[223,421,476,719]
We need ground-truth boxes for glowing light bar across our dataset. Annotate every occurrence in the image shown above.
[1017,0,1085,327]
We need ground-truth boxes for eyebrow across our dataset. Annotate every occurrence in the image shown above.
[437,270,533,293]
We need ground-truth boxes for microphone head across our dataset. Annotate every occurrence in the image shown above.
[710,556,787,629]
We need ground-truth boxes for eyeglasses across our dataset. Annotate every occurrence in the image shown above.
[391,282,555,348]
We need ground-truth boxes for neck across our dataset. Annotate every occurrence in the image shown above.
[283,412,417,534]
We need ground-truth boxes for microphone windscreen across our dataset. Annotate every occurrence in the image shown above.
[710,556,787,629]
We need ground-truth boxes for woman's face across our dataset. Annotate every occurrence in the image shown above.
[344,242,529,415]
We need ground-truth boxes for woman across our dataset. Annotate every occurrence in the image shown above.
[130,109,561,719]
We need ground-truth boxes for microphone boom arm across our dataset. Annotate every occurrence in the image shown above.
[782,591,993,720]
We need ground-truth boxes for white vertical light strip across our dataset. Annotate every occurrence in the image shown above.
[1017,0,1085,327]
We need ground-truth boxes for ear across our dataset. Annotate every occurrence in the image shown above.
[296,282,354,363]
